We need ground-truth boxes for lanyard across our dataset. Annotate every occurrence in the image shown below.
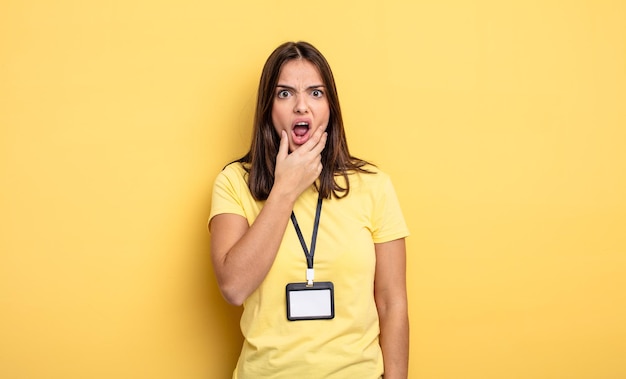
[290,193,323,286]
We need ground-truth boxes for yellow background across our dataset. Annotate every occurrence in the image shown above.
[1,1,625,378]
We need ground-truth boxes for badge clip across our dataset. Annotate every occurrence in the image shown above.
[306,268,315,287]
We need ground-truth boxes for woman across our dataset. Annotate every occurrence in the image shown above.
[209,41,409,379]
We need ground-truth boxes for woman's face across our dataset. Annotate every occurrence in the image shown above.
[271,59,330,152]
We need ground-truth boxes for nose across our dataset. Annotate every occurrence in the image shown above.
[294,95,308,114]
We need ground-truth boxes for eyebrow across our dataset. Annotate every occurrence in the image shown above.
[276,84,326,90]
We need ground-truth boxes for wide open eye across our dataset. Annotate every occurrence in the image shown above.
[277,89,291,99]
[311,89,324,98]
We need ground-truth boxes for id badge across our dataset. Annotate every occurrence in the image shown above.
[286,281,335,321]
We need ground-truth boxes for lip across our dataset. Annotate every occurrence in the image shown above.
[290,117,313,146]
[291,118,312,129]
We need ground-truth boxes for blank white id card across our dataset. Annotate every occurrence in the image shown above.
[286,282,335,321]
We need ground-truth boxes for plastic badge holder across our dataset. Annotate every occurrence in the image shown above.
[286,281,335,321]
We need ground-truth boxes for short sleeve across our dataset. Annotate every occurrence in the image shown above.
[209,164,248,224]
[370,173,409,243]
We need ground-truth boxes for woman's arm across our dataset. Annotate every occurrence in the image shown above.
[209,129,327,306]
[209,194,294,306]
[374,238,409,379]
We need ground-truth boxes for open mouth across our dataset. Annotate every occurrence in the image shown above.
[293,121,309,137]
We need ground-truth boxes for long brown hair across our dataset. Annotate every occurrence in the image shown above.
[237,41,372,200]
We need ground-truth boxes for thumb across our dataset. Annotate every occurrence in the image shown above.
[277,130,289,161]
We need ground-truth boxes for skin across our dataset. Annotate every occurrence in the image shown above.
[210,59,328,306]
[375,239,409,379]
[271,59,330,152]
[209,58,408,379]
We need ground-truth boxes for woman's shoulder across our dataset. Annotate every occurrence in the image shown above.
[220,161,252,177]
[341,163,394,195]
[349,163,390,182]
[214,161,249,186]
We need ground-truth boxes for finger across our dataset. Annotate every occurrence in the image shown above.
[310,132,328,156]
[314,123,328,139]
[301,125,327,152]
[277,130,289,160]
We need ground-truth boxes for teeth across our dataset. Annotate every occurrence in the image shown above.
[295,122,309,126]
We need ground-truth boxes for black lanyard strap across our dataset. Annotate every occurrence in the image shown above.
[290,193,323,270]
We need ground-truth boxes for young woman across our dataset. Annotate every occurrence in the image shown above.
[209,41,409,379]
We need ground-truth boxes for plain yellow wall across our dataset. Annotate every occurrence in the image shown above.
[1,1,625,378]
